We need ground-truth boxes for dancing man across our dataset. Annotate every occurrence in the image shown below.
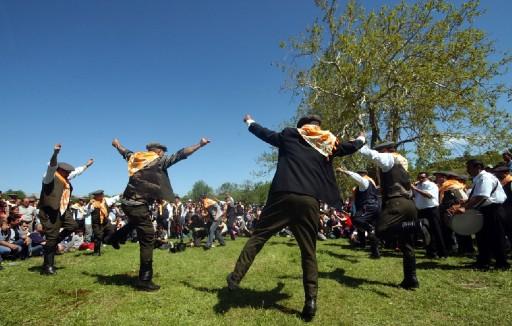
[85,190,120,256]
[227,114,364,321]
[110,138,210,291]
[359,141,429,289]
[38,144,94,275]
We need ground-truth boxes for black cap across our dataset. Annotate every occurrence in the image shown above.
[57,162,75,172]
[146,142,167,152]
[356,170,368,175]
[296,114,322,128]
[372,141,395,151]
[493,165,510,173]
[90,190,104,196]
[433,171,448,176]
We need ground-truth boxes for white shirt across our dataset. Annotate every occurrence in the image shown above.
[344,170,369,191]
[471,170,507,206]
[414,180,439,209]
[359,146,395,172]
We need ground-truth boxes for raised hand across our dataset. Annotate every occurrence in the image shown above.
[86,159,94,167]
[54,143,62,153]
[243,114,253,123]
[200,138,211,147]
[112,138,120,148]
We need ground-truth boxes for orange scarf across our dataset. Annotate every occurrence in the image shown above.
[297,124,338,158]
[501,174,512,186]
[90,199,108,224]
[128,151,160,176]
[54,171,71,215]
[439,179,464,202]
[391,153,409,172]
[363,175,376,187]
[202,198,217,208]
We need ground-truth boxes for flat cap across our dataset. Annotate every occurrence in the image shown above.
[372,141,395,151]
[297,114,322,128]
[146,142,167,152]
[356,170,368,175]
[57,162,75,172]
[90,190,104,196]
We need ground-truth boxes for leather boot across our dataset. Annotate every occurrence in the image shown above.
[301,298,317,322]
[369,232,381,259]
[136,261,160,291]
[41,248,57,276]
[400,255,419,289]
[93,241,102,256]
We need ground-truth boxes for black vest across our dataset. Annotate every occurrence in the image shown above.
[123,158,174,203]
[380,159,411,200]
[91,201,109,225]
[39,177,73,212]
[354,182,381,211]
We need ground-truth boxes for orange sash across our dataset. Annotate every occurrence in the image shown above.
[90,198,108,224]
[297,124,338,158]
[202,198,217,208]
[128,151,160,176]
[439,179,464,202]
[54,171,71,215]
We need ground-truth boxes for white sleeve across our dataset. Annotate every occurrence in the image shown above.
[344,171,369,191]
[359,145,395,172]
[105,195,121,207]
[84,203,94,215]
[68,165,87,180]
[471,175,494,198]
[42,163,58,184]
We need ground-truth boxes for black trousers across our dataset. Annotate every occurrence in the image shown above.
[376,197,418,280]
[92,222,116,242]
[476,204,508,266]
[418,207,447,257]
[231,192,319,301]
[39,208,78,253]
[114,204,155,270]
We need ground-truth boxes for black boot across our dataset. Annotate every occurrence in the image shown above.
[41,249,57,276]
[400,255,419,290]
[369,232,381,259]
[136,262,160,291]
[93,241,102,256]
[301,298,317,322]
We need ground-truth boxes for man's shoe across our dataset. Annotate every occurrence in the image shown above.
[495,262,510,271]
[40,265,57,276]
[369,253,381,259]
[226,273,240,291]
[301,299,317,322]
[135,280,161,292]
[399,277,419,290]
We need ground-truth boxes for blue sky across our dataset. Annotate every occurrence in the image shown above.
[1,0,511,197]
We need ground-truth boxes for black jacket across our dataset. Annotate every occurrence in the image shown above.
[249,123,363,208]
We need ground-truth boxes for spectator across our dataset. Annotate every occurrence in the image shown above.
[30,224,46,256]
[19,197,37,232]
[0,219,22,260]
[8,214,31,259]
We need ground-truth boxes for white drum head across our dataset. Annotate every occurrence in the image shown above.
[450,209,484,236]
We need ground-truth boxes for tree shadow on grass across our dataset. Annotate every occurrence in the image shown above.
[82,271,139,289]
[317,249,360,264]
[181,281,301,318]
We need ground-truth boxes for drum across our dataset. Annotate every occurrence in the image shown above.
[449,209,484,235]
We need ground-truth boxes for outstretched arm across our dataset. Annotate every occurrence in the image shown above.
[43,144,61,184]
[68,158,94,180]
[112,139,132,160]
[333,133,365,157]
[337,168,369,191]
[244,114,283,148]
[359,145,395,172]
[162,138,210,168]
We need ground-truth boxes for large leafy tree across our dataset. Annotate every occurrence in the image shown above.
[279,0,511,170]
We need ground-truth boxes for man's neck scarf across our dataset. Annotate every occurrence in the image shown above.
[439,179,464,201]
[391,153,409,171]
[90,198,108,224]
[297,124,338,158]
[128,151,160,176]
[501,174,512,186]
[202,198,217,208]
[54,171,71,215]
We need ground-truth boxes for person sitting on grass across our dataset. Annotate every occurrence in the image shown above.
[8,214,31,259]
[0,219,22,261]
[30,224,46,257]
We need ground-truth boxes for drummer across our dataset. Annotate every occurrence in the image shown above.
[491,165,512,251]
[464,159,509,270]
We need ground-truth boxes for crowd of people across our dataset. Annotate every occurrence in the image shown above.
[0,192,264,267]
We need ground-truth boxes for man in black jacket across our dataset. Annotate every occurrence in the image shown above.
[111,138,210,291]
[226,114,364,322]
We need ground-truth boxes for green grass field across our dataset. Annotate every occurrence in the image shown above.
[2,237,512,325]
